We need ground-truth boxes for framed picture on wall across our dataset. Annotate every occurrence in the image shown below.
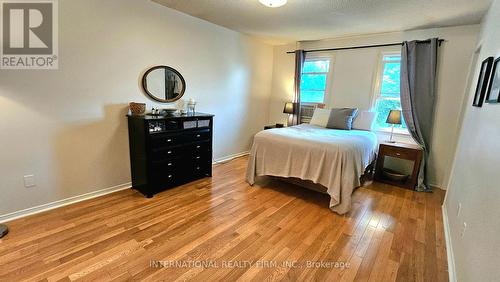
[485,57,500,104]
[472,57,494,107]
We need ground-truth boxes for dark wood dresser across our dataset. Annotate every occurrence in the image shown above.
[127,113,214,197]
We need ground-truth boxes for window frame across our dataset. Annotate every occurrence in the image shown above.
[371,51,409,135]
[300,54,334,105]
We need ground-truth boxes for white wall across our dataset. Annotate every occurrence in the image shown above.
[268,25,480,188]
[0,0,273,217]
[268,43,297,125]
[444,0,500,280]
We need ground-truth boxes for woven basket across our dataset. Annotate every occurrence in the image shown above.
[129,102,146,115]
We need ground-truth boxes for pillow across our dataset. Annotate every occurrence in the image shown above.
[326,108,358,130]
[309,108,331,127]
[352,111,377,131]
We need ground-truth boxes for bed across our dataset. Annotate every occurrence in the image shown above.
[246,123,378,214]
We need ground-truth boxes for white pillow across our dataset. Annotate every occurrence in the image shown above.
[352,111,377,131]
[309,108,331,127]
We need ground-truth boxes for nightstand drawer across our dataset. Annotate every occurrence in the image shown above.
[380,147,416,160]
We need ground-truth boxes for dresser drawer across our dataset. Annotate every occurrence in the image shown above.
[150,170,177,188]
[150,146,183,161]
[193,163,211,175]
[185,129,211,142]
[149,161,181,186]
[150,133,184,149]
[188,150,212,162]
[181,157,211,175]
[187,141,211,153]
[197,119,211,128]
[150,158,181,168]
[147,120,180,133]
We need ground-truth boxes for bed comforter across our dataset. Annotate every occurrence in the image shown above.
[246,124,378,214]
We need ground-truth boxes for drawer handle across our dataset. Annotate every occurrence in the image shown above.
[396,153,401,156]
[196,145,201,149]
[167,151,172,154]
[167,162,172,166]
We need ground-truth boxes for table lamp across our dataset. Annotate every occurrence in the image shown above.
[386,109,402,143]
[283,102,295,126]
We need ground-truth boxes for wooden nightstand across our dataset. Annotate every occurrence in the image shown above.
[374,142,423,190]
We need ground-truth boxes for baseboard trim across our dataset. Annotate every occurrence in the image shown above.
[442,204,457,282]
[431,184,446,190]
[0,182,131,224]
[0,151,250,223]
[213,151,249,164]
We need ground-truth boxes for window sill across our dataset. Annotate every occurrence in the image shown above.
[376,128,410,136]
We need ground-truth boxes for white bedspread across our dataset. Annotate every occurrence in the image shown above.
[246,124,378,214]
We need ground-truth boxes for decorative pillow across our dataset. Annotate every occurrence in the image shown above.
[326,108,359,130]
[309,108,331,127]
[353,111,377,131]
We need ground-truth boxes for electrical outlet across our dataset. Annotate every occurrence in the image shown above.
[457,202,462,217]
[23,175,36,188]
[461,222,467,238]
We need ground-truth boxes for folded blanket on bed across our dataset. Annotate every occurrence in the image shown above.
[246,124,378,214]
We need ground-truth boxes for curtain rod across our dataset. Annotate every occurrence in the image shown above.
[286,39,444,54]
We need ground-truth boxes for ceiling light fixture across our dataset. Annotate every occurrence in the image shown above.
[259,0,287,8]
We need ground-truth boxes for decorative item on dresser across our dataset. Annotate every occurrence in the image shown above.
[374,142,423,190]
[127,112,214,198]
[187,98,197,114]
[129,102,146,115]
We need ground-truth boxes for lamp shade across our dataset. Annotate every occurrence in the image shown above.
[386,110,402,125]
[283,102,295,114]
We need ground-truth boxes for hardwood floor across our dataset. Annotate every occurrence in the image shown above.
[0,156,448,281]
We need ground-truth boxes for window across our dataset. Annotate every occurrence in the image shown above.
[300,59,331,103]
[373,54,407,132]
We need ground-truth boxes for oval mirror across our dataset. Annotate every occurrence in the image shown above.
[142,66,186,103]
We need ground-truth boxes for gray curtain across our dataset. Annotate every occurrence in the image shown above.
[400,38,438,191]
[292,50,305,125]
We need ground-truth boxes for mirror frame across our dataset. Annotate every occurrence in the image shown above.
[141,65,186,103]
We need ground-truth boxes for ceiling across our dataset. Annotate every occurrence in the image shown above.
[153,0,492,45]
